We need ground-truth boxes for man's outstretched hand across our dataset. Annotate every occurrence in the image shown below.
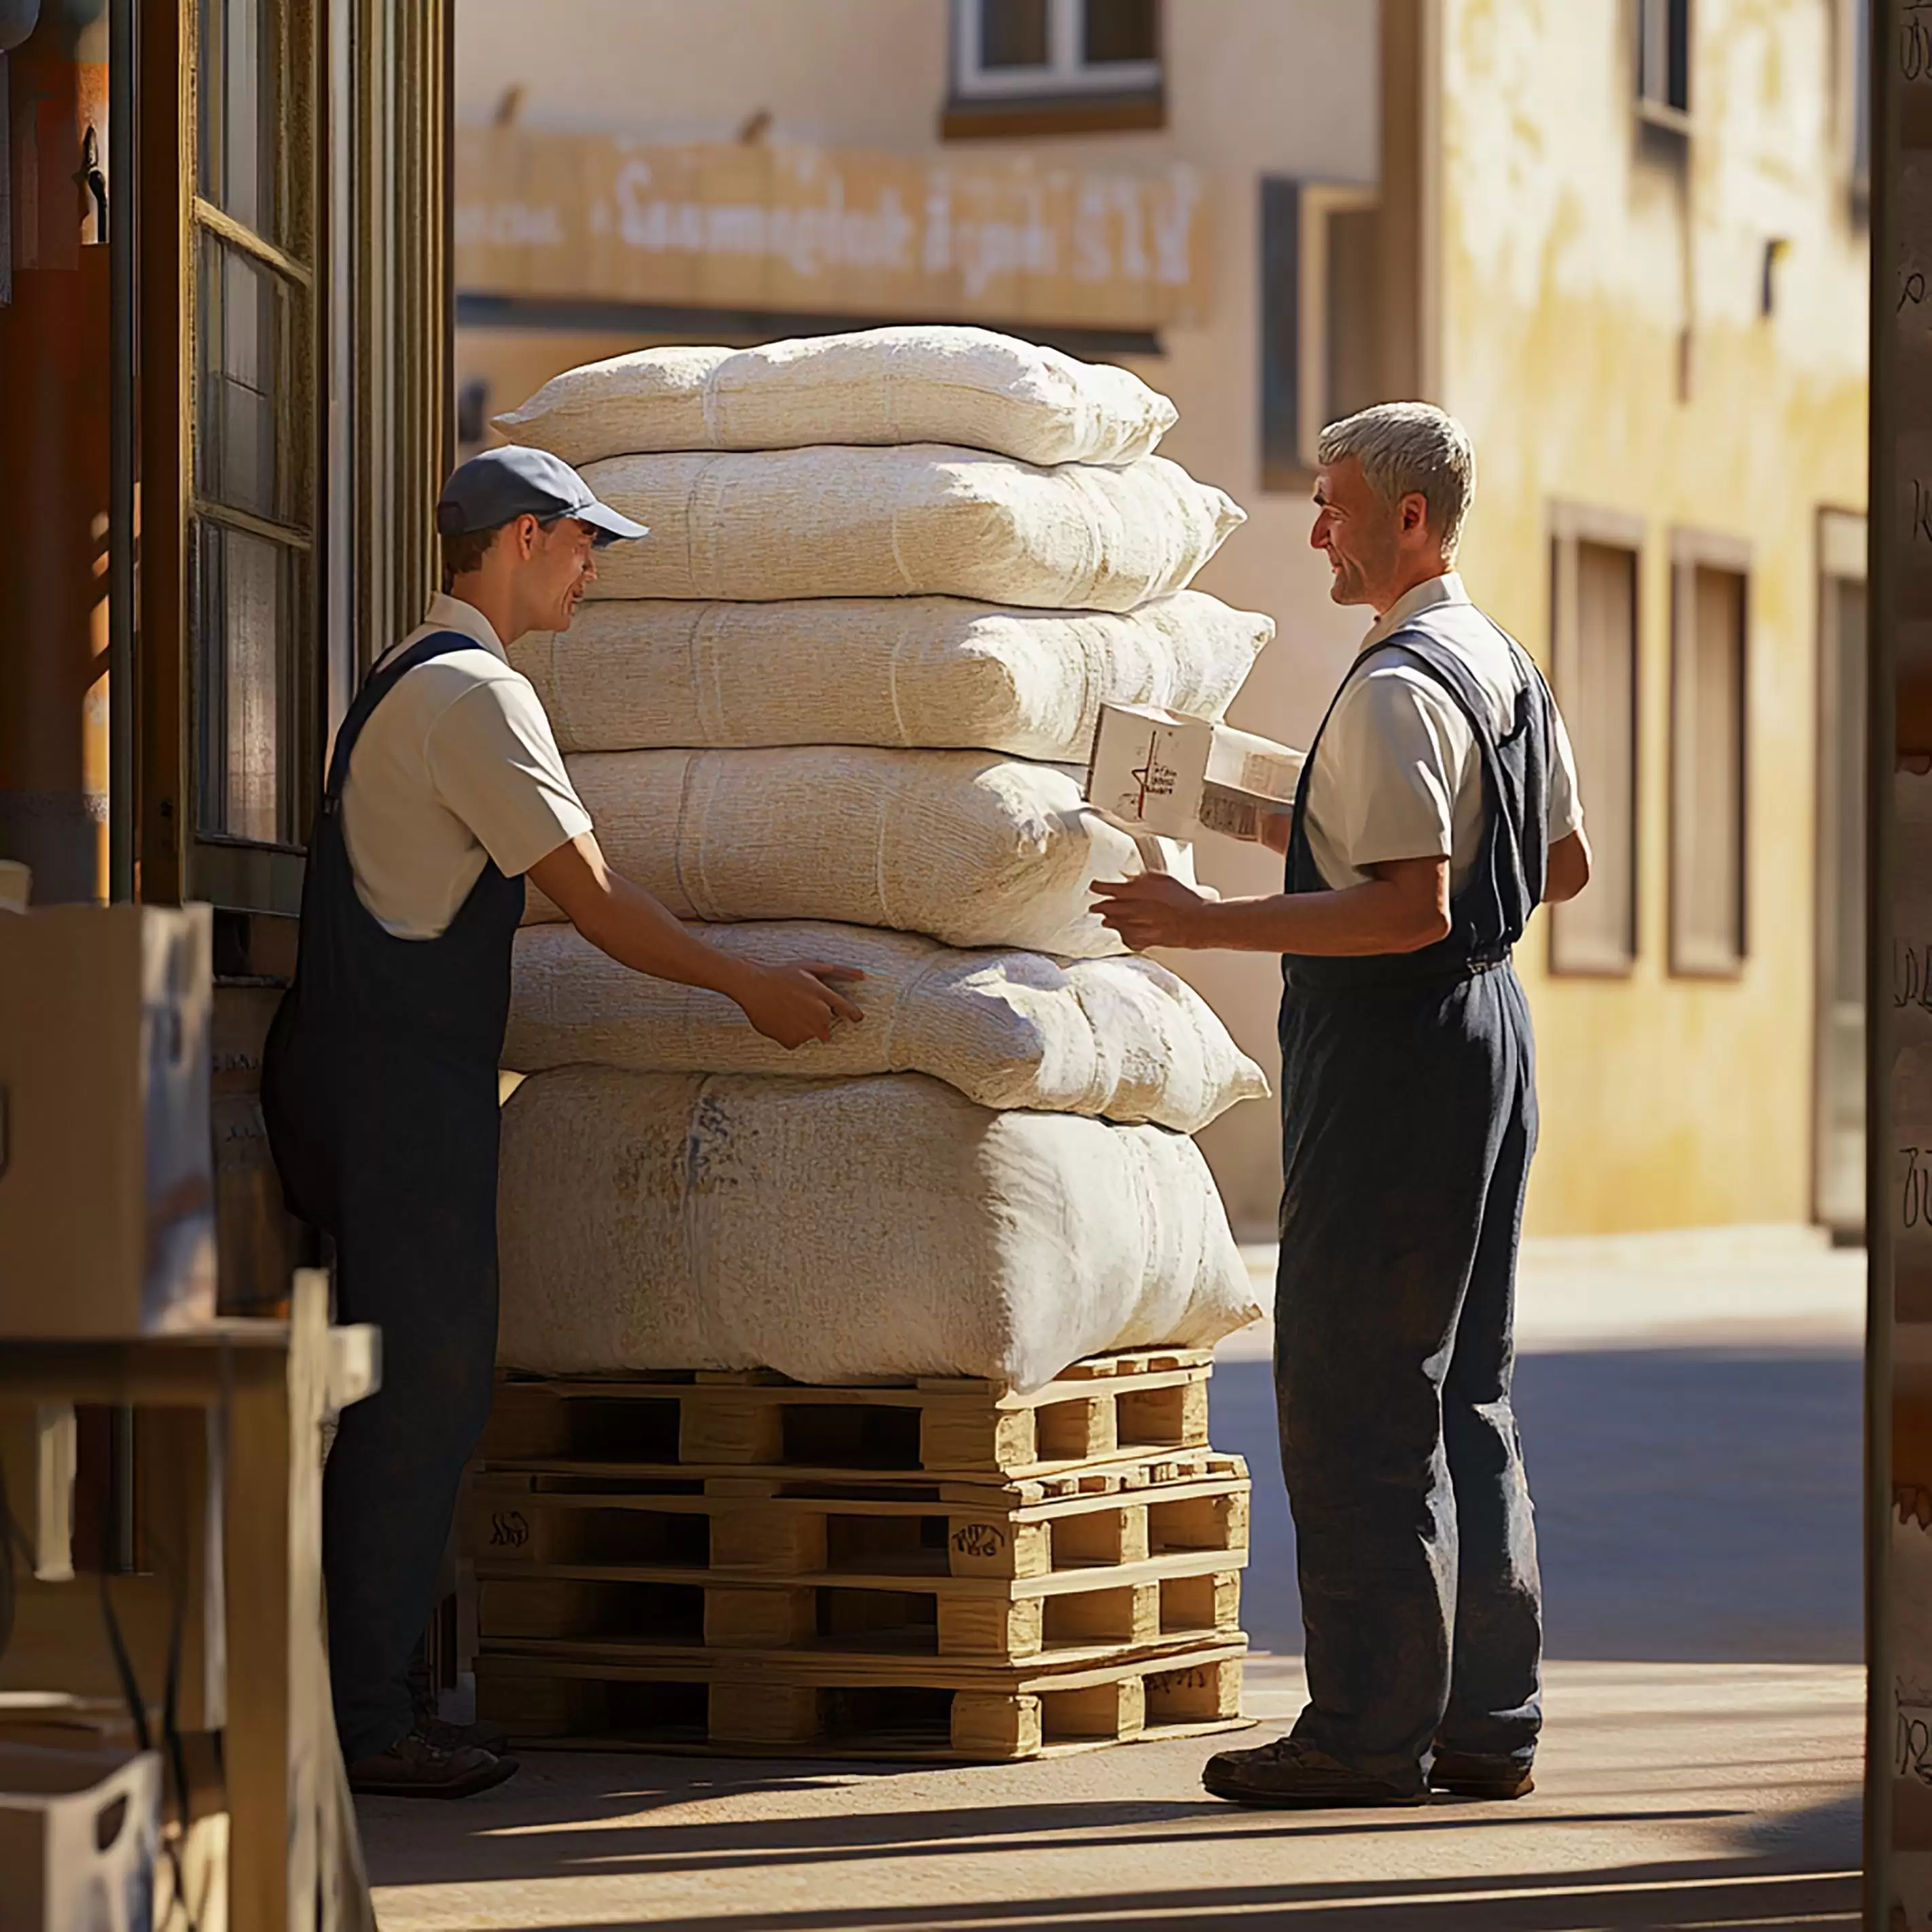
[1091,872,1217,952]
[735,961,865,1048]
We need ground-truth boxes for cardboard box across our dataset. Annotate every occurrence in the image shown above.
[1086,704,1305,845]
[0,904,217,1338]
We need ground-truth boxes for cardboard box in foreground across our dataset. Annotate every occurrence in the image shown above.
[0,904,217,1338]
[1086,704,1304,845]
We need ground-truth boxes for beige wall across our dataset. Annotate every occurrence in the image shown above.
[1437,0,1868,1232]
[454,0,1869,1239]
[457,0,1382,1235]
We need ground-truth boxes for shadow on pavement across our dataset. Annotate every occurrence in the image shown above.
[1211,1348,1863,1662]
[358,1787,1748,1887]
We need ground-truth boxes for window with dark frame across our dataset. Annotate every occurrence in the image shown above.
[1669,543,1750,976]
[948,0,1162,130]
[190,0,319,857]
[1638,0,1692,122]
[1549,522,1641,976]
[1260,177,1381,493]
[1646,0,1692,119]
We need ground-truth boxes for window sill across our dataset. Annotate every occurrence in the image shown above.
[1636,97,1693,138]
[1260,458,1317,498]
[1666,954,1747,983]
[1546,953,1639,982]
[941,90,1166,141]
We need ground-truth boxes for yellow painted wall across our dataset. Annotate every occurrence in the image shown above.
[1439,0,1869,1232]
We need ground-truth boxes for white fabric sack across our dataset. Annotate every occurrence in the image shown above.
[522,747,1182,957]
[505,920,1268,1133]
[578,446,1243,611]
[497,1067,1260,1389]
[512,590,1273,762]
[492,325,1178,469]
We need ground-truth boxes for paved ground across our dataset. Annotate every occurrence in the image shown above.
[363,1228,1869,1929]
[363,1659,1861,1929]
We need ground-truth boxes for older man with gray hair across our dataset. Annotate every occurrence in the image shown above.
[1094,402,1591,1808]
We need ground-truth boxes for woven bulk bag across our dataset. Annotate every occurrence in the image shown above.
[511,590,1273,762]
[578,446,1242,611]
[504,920,1268,1133]
[491,325,1178,469]
[522,747,1185,957]
[496,1068,1259,1388]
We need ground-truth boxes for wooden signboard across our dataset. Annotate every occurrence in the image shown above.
[454,130,1212,332]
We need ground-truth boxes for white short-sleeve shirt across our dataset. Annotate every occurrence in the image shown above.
[1301,573,1585,894]
[339,593,592,939]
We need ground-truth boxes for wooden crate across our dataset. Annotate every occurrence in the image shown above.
[473,1642,1249,1762]
[478,1350,1215,1484]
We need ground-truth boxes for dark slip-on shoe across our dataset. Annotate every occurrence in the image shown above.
[414,1711,513,1758]
[347,1730,520,1800]
[1429,1749,1536,1800]
[1202,1736,1429,1809]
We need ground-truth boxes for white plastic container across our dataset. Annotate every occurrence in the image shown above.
[0,1744,160,1932]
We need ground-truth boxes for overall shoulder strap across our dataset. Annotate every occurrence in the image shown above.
[1364,626,1495,745]
[322,630,486,806]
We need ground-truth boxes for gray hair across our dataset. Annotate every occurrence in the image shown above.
[1317,403,1476,560]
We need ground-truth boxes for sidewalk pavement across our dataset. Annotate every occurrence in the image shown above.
[361,1225,1867,1928]
[1219,1222,1867,1361]
[363,1656,1861,1929]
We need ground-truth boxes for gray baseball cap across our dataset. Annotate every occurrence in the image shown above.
[436,446,647,545]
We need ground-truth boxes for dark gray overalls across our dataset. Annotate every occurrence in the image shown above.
[262,631,523,1764]
[1274,610,1553,1791]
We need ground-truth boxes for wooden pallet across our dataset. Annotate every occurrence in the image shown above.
[473,1642,1249,1761]
[480,1350,1215,1482]
[473,1452,1244,1653]
[467,1461,1248,1664]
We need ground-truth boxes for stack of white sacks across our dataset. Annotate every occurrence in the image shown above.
[490,327,1268,1393]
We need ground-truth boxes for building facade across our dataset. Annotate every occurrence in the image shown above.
[452,0,1870,1240]
[1411,0,1872,1236]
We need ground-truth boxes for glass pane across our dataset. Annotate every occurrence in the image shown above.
[1083,0,1158,65]
[1675,565,1745,966]
[1553,541,1638,971]
[198,0,281,240]
[194,519,303,844]
[1641,0,1692,111]
[1323,206,1380,426]
[980,0,1049,69]
[196,232,301,524]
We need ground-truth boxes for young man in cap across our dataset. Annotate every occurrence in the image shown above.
[265,446,863,1798]
[1094,404,1590,1810]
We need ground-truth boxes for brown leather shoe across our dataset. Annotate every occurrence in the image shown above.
[1429,1749,1536,1800]
[347,1730,519,1800]
[414,1711,512,1757]
[1202,1736,1428,1809]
